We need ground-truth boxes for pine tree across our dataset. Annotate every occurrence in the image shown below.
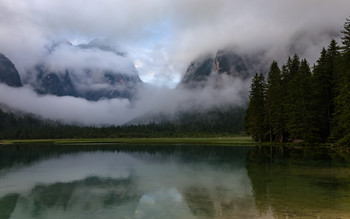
[245,73,266,142]
[280,63,291,141]
[265,61,284,142]
[341,17,350,53]
[327,39,341,101]
[312,43,339,141]
[286,58,316,141]
[283,55,299,140]
[289,54,301,76]
[333,17,350,146]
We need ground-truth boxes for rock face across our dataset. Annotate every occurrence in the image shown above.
[34,65,76,97]
[0,53,22,87]
[81,72,142,101]
[179,54,214,89]
[26,40,143,100]
[179,49,254,89]
[31,65,142,101]
[214,49,250,79]
[1,39,143,101]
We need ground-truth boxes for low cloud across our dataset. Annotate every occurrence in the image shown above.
[1,0,349,84]
[0,0,349,124]
[0,84,132,125]
[22,41,140,95]
[0,73,249,125]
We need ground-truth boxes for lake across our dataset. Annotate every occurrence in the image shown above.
[0,144,350,219]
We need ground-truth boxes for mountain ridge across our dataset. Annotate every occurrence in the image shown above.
[0,39,143,101]
[0,53,22,87]
[179,48,264,89]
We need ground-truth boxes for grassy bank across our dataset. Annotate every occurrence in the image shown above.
[0,136,256,146]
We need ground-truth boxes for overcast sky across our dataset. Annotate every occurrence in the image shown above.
[1,0,350,125]
[1,0,350,87]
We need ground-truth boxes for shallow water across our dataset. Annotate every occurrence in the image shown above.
[0,144,350,219]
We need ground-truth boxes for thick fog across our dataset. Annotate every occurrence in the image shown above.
[24,41,140,93]
[0,0,349,125]
[0,74,248,125]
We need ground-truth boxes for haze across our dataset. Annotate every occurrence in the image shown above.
[0,0,349,125]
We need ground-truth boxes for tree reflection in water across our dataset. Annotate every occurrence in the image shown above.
[1,144,350,218]
[246,146,350,218]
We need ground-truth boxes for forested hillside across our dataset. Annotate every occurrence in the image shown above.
[0,107,244,139]
[245,17,350,147]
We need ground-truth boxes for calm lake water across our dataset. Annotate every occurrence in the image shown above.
[0,144,350,219]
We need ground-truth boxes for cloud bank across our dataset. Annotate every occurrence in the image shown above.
[1,0,349,84]
[0,0,350,125]
[23,41,140,94]
[0,75,248,125]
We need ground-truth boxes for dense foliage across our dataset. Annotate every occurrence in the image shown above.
[0,107,245,139]
[245,17,350,146]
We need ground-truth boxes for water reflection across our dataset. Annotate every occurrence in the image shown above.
[0,145,350,218]
[247,146,350,218]
[0,145,259,219]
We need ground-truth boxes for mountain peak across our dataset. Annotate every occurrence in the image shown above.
[214,49,250,79]
[179,49,254,89]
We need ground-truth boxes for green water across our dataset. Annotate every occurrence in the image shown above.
[0,144,350,219]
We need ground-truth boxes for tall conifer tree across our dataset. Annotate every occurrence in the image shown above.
[286,59,315,141]
[245,73,266,142]
[333,17,350,145]
[313,48,331,140]
[265,61,284,142]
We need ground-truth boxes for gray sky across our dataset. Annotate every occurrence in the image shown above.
[0,0,350,125]
[1,0,349,86]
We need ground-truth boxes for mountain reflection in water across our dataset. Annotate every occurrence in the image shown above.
[0,144,350,218]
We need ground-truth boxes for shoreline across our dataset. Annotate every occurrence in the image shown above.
[0,136,257,146]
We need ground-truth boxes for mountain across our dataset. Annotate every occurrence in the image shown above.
[26,40,143,100]
[34,65,77,97]
[82,71,142,100]
[179,54,214,89]
[214,49,250,79]
[30,65,142,101]
[168,48,259,133]
[0,53,22,87]
[179,48,258,89]
[132,48,256,129]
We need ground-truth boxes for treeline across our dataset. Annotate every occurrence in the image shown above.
[0,107,244,139]
[245,17,350,146]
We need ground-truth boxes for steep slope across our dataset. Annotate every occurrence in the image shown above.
[0,53,22,87]
[179,48,257,89]
[30,65,142,100]
[179,54,214,89]
[214,49,250,79]
[34,65,76,97]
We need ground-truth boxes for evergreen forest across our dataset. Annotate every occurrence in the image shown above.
[0,108,245,139]
[245,17,350,147]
